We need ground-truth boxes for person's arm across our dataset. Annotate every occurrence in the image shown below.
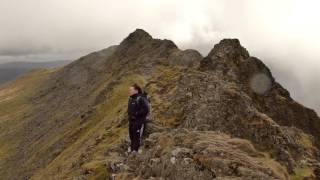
[136,97,149,117]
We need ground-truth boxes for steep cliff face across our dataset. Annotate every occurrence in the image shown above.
[0,29,319,180]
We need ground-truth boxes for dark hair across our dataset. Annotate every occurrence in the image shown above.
[132,83,142,94]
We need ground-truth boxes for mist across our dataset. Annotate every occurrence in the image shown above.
[0,0,319,113]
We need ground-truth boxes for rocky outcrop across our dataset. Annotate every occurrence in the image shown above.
[199,37,320,149]
[105,128,290,180]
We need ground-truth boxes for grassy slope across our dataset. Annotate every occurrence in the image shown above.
[0,68,58,176]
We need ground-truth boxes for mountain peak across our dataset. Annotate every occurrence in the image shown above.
[200,39,253,72]
[207,38,250,60]
[116,28,178,59]
[199,39,275,94]
[120,28,153,45]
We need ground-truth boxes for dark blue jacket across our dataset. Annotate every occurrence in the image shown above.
[127,93,149,123]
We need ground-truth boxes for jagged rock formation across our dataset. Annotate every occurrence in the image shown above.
[0,28,320,180]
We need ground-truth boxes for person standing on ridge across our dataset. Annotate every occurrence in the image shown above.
[127,83,150,154]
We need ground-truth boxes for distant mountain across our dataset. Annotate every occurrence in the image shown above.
[0,60,72,84]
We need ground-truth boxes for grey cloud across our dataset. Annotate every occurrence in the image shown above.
[0,45,52,56]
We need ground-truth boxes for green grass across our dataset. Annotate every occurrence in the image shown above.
[291,167,314,180]
[297,133,314,149]
[146,64,185,127]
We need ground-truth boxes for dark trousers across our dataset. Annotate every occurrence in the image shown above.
[129,120,144,151]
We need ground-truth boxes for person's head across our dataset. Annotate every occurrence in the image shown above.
[129,83,142,96]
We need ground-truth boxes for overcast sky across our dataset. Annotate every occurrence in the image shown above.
[0,0,319,113]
